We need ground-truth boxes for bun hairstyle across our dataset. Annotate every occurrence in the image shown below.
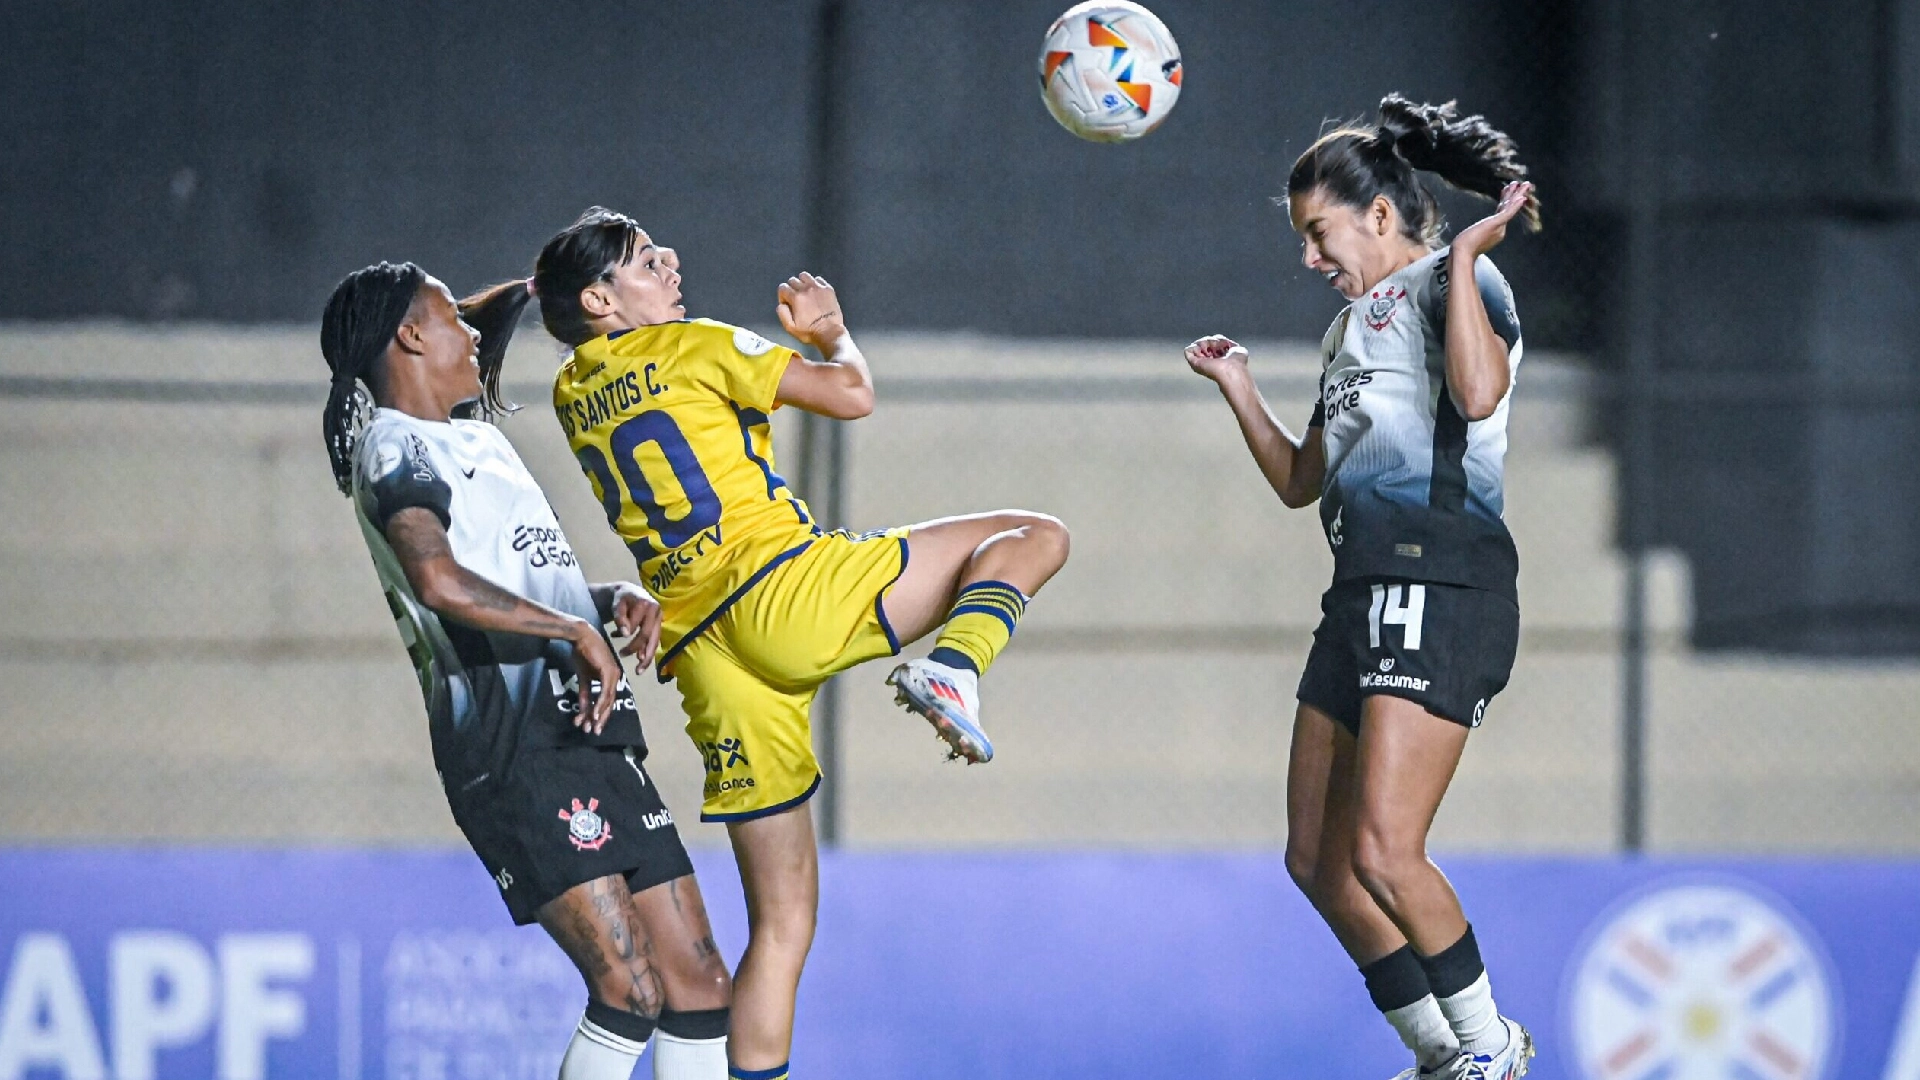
[320,261,426,495]
[1287,93,1542,247]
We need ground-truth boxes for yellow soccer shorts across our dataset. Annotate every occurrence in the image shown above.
[665,528,910,822]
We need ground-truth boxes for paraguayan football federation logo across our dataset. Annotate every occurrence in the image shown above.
[1566,880,1838,1080]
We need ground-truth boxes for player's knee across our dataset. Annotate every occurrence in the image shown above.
[1019,511,1071,565]
[1283,839,1319,896]
[752,903,817,961]
[1349,827,1419,901]
[589,966,666,1021]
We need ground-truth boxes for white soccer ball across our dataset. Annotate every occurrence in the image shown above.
[1037,2,1182,143]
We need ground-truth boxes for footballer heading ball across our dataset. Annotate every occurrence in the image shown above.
[1038,2,1182,142]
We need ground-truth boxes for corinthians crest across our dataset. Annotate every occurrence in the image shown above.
[559,796,612,851]
[1363,285,1407,331]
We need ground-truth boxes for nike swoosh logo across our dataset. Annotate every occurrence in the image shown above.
[461,466,476,478]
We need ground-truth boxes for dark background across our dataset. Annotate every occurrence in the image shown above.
[6,0,1920,653]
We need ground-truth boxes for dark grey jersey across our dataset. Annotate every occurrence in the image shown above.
[352,408,644,792]
[1316,249,1522,600]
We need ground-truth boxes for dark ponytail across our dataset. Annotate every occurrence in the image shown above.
[1288,93,1542,248]
[457,278,533,420]
[532,206,645,347]
[320,261,425,495]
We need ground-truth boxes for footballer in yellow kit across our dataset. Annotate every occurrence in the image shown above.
[523,207,1069,1078]
[554,316,906,821]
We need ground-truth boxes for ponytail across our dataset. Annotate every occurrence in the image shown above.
[457,278,533,421]
[1287,94,1541,247]
[319,261,426,495]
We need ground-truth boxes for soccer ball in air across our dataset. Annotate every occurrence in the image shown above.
[1037,2,1182,143]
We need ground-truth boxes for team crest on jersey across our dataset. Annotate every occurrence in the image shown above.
[1363,285,1407,331]
[1566,880,1837,1080]
[558,797,612,851]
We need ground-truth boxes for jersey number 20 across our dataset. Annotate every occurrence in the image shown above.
[576,411,723,560]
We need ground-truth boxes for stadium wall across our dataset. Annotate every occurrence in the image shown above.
[3,325,1918,852]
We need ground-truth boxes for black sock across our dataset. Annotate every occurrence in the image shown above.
[1417,925,1486,999]
[1359,944,1432,1013]
[657,1006,730,1040]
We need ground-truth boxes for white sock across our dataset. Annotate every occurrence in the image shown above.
[559,1015,646,1080]
[1437,971,1509,1056]
[651,1031,728,1080]
[1384,993,1461,1070]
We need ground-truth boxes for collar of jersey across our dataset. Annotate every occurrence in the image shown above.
[601,318,692,343]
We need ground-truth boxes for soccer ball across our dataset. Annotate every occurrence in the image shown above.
[1037,2,1182,143]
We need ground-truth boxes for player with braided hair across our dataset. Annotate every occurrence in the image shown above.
[322,262,734,1080]
[1185,95,1540,1080]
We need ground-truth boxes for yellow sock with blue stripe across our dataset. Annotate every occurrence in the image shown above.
[927,580,1028,676]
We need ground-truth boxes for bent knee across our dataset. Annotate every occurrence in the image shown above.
[1284,842,1318,895]
[1006,511,1070,565]
[1350,829,1426,895]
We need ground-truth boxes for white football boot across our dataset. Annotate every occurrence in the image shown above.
[1462,1018,1534,1080]
[886,658,993,763]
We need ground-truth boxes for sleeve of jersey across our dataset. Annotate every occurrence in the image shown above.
[1309,312,1346,428]
[1428,255,1522,351]
[1473,257,1522,351]
[357,426,453,530]
[701,322,799,412]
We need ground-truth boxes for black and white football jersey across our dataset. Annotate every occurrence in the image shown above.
[351,408,644,792]
[1316,249,1522,601]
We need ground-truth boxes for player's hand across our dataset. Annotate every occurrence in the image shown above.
[1184,335,1250,383]
[568,624,623,734]
[776,272,847,348]
[607,582,662,670]
[1451,181,1533,260]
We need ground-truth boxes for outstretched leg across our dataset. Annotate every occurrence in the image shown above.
[724,803,818,1080]
[879,510,1070,761]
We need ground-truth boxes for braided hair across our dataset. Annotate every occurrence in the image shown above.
[1287,93,1542,248]
[319,261,425,495]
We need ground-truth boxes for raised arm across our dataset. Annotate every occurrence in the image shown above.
[1185,335,1325,509]
[774,272,874,420]
[385,507,624,732]
[1443,180,1532,422]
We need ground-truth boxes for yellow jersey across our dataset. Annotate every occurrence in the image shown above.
[553,319,818,668]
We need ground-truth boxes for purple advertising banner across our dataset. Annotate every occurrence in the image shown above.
[3,849,1919,1079]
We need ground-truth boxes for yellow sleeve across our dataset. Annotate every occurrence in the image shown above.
[685,319,799,413]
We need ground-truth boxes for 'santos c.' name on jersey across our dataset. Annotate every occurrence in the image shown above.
[554,319,820,669]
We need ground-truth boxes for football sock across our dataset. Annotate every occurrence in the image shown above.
[727,1064,788,1080]
[1361,945,1460,1070]
[1419,925,1509,1056]
[928,580,1028,676]
[654,1009,729,1080]
[560,1001,654,1080]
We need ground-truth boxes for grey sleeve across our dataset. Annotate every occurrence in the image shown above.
[1425,254,1522,351]
[357,427,453,530]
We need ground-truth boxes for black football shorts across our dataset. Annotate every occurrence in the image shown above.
[1296,578,1519,737]
[448,745,696,925]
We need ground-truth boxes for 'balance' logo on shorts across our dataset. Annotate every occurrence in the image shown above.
[559,797,612,851]
[700,738,750,774]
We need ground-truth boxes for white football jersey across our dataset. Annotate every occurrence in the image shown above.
[351,408,642,791]
[1316,249,1522,600]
